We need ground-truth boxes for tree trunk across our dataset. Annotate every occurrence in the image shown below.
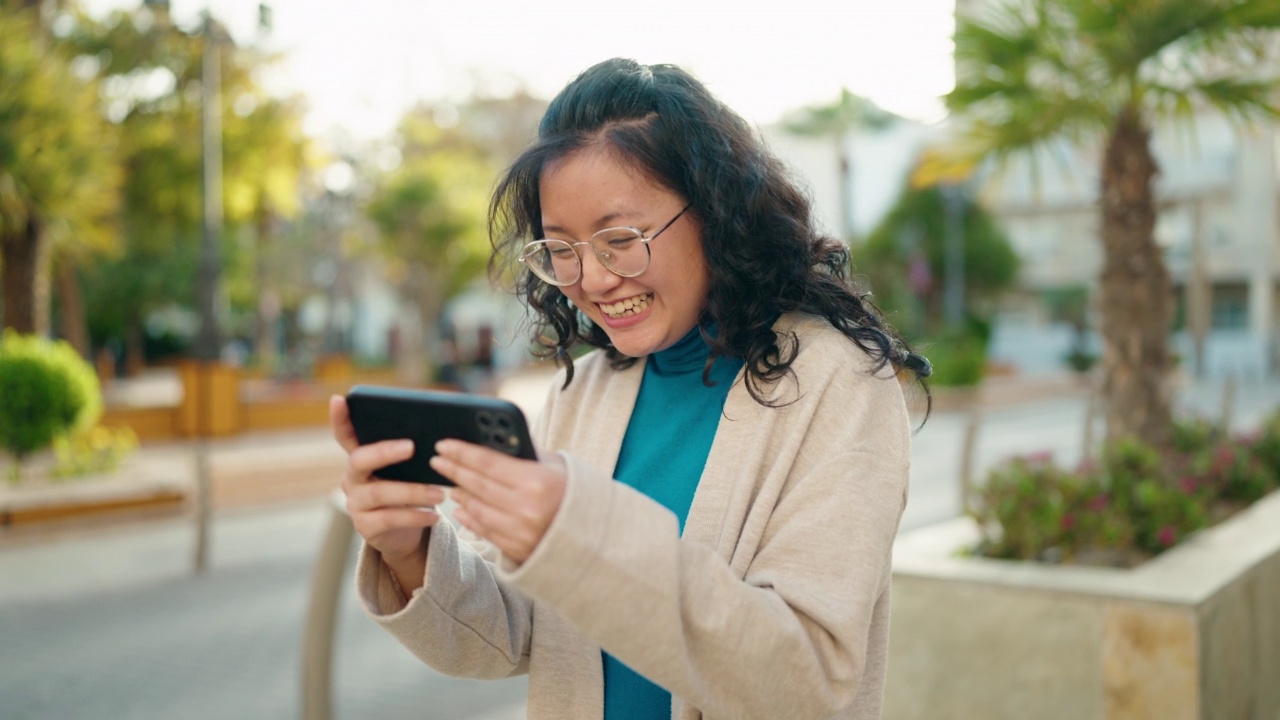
[254,208,279,373]
[55,256,90,358]
[1097,108,1174,448]
[1,218,51,336]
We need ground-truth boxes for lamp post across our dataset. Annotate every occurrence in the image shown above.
[193,9,224,363]
[155,1,271,575]
[941,183,968,331]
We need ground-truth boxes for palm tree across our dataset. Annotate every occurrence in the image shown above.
[943,0,1280,448]
[783,89,899,242]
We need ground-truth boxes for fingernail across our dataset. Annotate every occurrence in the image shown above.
[434,440,452,454]
[396,439,415,453]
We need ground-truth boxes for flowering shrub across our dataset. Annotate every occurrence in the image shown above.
[50,425,139,479]
[972,415,1280,567]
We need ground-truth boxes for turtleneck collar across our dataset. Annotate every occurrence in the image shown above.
[650,324,712,375]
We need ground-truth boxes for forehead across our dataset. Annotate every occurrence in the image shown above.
[539,147,673,214]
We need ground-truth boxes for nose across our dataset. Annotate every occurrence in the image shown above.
[577,246,621,295]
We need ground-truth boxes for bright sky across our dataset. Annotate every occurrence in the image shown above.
[83,0,957,143]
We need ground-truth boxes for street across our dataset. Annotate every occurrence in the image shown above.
[2,373,1277,720]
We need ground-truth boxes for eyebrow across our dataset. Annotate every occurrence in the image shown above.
[542,210,642,236]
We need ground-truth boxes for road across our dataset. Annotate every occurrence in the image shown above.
[2,373,1276,720]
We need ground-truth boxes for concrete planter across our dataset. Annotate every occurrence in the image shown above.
[885,491,1280,720]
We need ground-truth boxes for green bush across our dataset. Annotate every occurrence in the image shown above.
[921,329,988,387]
[0,331,102,472]
[972,415,1280,566]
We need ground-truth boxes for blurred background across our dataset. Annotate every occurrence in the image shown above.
[1,0,1278,718]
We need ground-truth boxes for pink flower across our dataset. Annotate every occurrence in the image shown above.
[1157,526,1177,547]
[1027,450,1054,464]
[1061,515,1077,531]
[1179,477,1198,494]
[1087,494,1110,512]
[1215,446,1236,467]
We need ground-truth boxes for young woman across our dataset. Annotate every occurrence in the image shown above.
[330,58,930,720]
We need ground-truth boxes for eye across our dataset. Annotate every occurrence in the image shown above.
[598,231,640,249]
[549,245,577,259]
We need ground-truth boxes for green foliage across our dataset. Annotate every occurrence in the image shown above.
[0,331,102,470]
[858,183,1019,338]
[51,425,139,479]
[946,0,1280,168]
[61,8,310,358]
[972,415,1280,566]
[0,6,121,331]
[782,88,899,135]
[365,108,496,337]
[919,326,989,387]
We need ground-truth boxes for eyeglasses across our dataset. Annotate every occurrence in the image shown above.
[519,204,691,287]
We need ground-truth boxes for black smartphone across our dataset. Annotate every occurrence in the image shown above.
[345,384,537,485]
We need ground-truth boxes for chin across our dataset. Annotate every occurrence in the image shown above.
[601,330,663,359]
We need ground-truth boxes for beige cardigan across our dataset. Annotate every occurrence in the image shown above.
[356,314,911,720]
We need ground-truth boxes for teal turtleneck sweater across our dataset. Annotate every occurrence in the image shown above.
[602,326,745,720]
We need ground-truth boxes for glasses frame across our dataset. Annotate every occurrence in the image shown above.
[519,204,692,287]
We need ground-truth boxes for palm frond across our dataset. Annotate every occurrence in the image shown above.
[1222,0,1280,30]
[1188,78,1280,122]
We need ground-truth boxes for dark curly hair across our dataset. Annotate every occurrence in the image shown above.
[488,58,931,411]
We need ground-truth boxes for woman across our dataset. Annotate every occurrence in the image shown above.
[330,58,930,720]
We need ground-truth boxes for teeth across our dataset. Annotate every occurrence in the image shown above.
[601,294,652,318]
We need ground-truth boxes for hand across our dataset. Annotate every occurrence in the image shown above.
[430,439,567,564]
[331,395,444,592]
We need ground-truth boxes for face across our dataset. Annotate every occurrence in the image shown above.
[539,148,709,358]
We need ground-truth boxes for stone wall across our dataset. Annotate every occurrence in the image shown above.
[885,491,1280,720]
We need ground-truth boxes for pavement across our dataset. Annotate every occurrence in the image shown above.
[3,367,1279,720]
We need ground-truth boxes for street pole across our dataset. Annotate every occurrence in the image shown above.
[192,10,224,576]
[942,184,967,330]
[195,11,223,363]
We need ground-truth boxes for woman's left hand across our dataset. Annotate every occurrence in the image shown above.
[430,440,567,564]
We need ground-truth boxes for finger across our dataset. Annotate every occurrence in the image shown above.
[451,487,543,550]
[452,505,530,559]
[347,480,445,513]
[330,396,360,453]
[430,454,524,511]
[435,439,535,490]
[352,507,441,536]
[348,439,415,479]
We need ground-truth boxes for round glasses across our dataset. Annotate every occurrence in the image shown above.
[519,205,690,287]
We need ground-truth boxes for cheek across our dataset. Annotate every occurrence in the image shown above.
[559,285,590,312]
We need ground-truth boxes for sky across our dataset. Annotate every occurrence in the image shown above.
[81,0,957,144]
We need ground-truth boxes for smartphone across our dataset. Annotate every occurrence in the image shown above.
[345,384,537,485]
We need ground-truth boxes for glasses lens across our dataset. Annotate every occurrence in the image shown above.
[592,228,649,277]
[522,240,579,286]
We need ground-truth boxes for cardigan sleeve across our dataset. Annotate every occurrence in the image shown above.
[354,518,533,679]
[497,372,910,719]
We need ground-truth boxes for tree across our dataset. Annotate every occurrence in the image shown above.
[783,89,898,241]
[66,7,309,371]
[366,108,494,383]
[0,6,119,337]
[860,182,1020,337]
[941,0,1280,447]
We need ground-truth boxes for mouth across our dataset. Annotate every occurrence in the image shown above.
[598,293,653,319]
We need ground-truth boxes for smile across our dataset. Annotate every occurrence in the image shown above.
[599,293,653,319]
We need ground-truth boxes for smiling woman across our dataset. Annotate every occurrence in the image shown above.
[332,58,932,720]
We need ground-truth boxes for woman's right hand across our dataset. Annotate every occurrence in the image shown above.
[330,395,444,593]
